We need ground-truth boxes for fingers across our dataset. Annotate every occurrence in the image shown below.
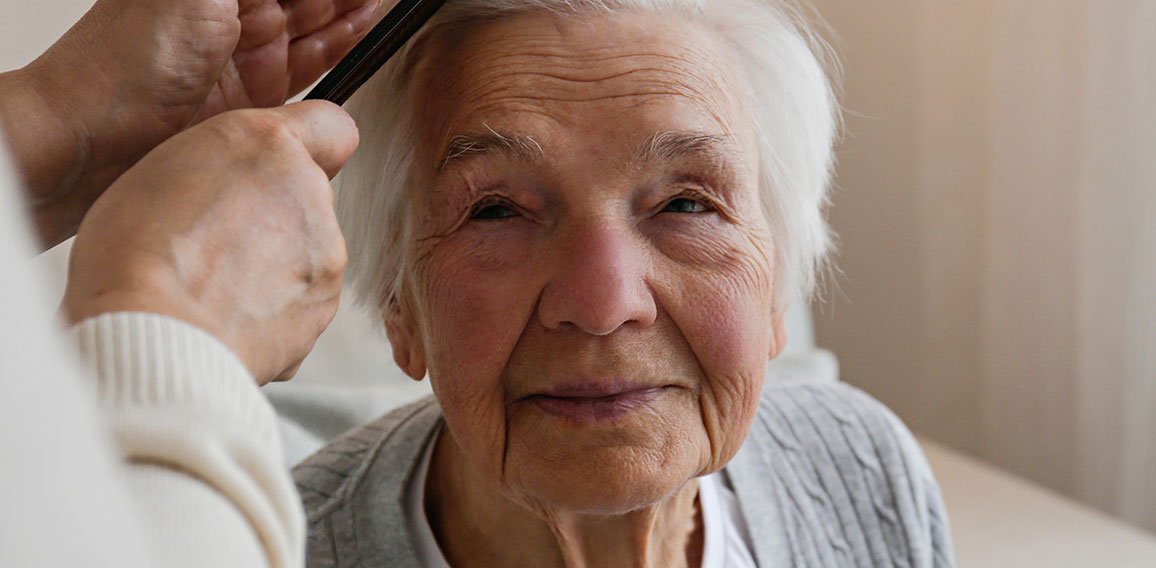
[284,0,383,37]
[232,38,293,108]
[285,0,384,94]
[270,101,360,177]
[236,0,290,50]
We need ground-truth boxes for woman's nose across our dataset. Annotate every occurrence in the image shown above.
[536,222,658,335]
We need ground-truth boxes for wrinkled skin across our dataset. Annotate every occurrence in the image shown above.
[384,10,790,568]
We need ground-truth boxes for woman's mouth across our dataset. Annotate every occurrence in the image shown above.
[526,385,671,422]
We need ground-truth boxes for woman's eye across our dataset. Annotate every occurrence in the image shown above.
[470,202,520,220]
[661,197,708,214]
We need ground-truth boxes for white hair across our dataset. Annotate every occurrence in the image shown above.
[335,0,840,315]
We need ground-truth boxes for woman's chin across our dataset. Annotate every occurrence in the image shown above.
[509,458,695,516]
[501,413,708,514]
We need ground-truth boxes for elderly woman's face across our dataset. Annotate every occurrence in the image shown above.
[392,10,786,513]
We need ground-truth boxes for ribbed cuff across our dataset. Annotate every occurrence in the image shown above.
[70,312,279,449]
[71,312,303,567]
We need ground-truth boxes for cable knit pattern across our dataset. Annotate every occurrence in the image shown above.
[729,383,954,567]
[294,382,954,567]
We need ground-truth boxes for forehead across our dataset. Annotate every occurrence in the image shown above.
[408,9,754,171]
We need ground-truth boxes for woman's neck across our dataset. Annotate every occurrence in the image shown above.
[425,430,704,568]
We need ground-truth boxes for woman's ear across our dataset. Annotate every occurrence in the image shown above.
[383,295,427,381]
[769,310,789,360]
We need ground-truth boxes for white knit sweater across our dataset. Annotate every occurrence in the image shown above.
[0,139,301,567]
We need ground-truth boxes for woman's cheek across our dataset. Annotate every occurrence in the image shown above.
[648,216,774,302]
[450,219,540,273]
[690,298,769,468]
[422,227,536,358]
[646,217,774,464]
[416,224,545,485]
[416,218,545,398]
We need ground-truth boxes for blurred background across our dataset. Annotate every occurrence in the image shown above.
[3,0,1154,556]
[808,0,1156,534]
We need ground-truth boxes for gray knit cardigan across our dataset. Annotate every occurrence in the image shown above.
[293,381,955,567]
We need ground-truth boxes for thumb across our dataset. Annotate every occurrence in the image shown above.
[273,100,361,178]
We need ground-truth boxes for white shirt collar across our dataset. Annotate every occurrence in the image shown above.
[403,428,756,568]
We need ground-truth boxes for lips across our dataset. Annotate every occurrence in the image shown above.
[525,384,672,422]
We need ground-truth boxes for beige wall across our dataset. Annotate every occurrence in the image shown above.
[0,1,92,71]
[809,0,991,456]
[811,0,1156,532]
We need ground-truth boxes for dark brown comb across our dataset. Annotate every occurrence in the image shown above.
[305,0,446,104]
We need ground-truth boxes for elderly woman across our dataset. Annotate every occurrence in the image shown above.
[294,0,953,566]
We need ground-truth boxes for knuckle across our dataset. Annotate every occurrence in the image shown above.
[296,238,346,287]
[219,109,299,151]
[304,170,335,201]
[320,242,348,281]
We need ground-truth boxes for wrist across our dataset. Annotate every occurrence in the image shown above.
[0,64,109,249]
[0,66,88,199]
[63,273,260,382]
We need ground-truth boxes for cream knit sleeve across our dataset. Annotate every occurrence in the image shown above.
[73,312,305,568]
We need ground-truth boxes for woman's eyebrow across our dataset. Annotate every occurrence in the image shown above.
[435,129,734,172]
[637,131,735,164]
[438,127,544,171]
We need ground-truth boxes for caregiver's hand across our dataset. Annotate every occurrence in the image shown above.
[0,0,385,250]
[62,101,358,385]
